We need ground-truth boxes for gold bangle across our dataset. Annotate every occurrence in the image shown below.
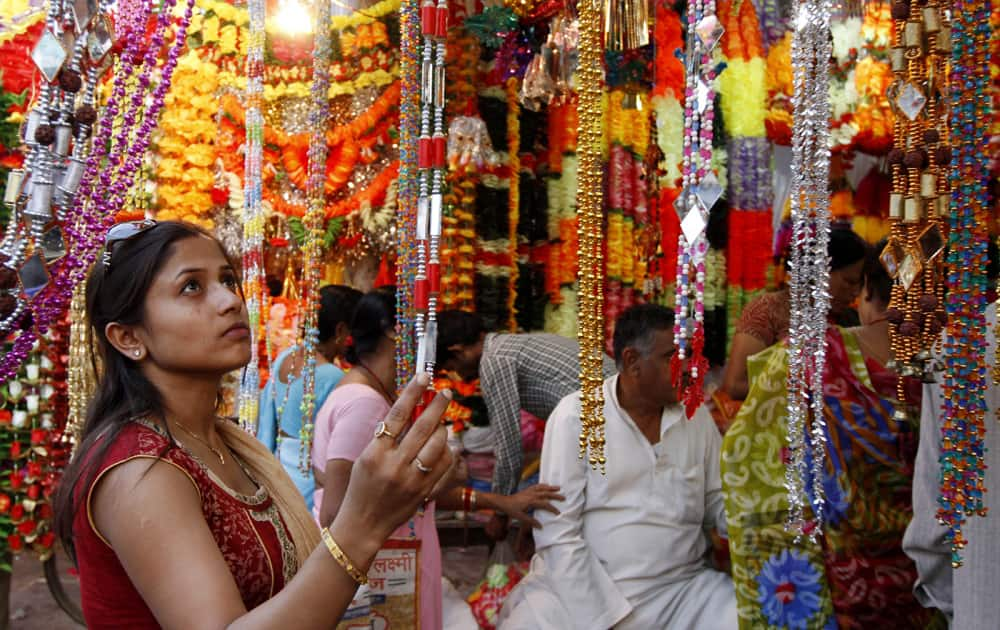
[320,527,368,585]
[470,490,477,512]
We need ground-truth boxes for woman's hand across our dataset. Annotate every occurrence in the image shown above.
[493,484,564,529]
[330,374,454,554]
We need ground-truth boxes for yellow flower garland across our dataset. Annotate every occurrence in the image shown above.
[154,50,220,228]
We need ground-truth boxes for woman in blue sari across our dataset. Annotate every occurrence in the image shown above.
[257,284,361,510]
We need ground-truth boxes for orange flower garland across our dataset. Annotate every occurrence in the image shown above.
[506,77,521,331]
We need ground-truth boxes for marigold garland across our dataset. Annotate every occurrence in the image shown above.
[506,77,521,331]
[154,50,220,228]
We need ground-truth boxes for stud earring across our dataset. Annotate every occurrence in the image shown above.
[134,349,141,358]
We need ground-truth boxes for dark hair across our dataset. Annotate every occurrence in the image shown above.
[54,221,234,561]
[829,227,868,271]
[865,239,893,306]
[612,304,676,366]
[345,289,396,364]
[317,285,362,344]
[435,310,485,367]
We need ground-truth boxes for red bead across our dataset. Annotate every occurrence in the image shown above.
[415,277,429,310]
[418,137,432,168]
[421,1,436,35]
[435,6,449,37]
[428,262,441,294]
[432,135,446,168]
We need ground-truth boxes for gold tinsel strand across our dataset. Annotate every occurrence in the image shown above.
[507,77,521,331]
[65,283,94,450]
[576,0,606,471]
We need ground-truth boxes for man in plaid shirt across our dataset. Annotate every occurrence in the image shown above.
[436,310,617,497]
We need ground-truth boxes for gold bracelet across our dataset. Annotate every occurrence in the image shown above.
[320,527,368,585]
[470,490,477,512]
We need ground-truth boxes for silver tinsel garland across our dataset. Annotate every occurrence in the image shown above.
[785,0,834,540]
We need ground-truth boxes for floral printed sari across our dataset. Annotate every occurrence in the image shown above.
[722,327,932,629]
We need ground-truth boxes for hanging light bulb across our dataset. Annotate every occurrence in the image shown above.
[274,0,314,36]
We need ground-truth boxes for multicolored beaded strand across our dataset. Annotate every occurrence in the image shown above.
[674,0,723,418]
[298,0,334,469]
[238,0,265,433]
[939,0,990,567]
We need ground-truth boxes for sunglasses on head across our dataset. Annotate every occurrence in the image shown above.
[102,219,157,270]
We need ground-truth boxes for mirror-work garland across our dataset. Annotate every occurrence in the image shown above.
[939,0,990,567]
[296,0,334,469]
[238,0,265,432]
[576,0,606,472]
[784,0,834,539]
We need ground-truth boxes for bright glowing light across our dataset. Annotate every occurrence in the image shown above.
[273,0,314,36]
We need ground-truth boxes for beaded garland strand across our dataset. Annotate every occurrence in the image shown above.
[296,0,335,470]
[939,0,990,567]
[396,0,421,391]
[884,0,950,399]
[1,0,194,383]
[784,0,834,540]
[576,0,606,472]
[238,0,265,433]
[673,0,723,418]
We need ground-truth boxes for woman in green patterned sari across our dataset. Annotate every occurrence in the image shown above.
[721,243,936,629]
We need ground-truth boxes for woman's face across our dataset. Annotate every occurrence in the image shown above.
[135,235,251,375]
[829,259,865,314]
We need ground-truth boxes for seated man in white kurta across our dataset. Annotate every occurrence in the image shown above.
[499,304,738,630]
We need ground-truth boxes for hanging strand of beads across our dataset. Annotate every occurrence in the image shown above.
[884,0,949,404]
[939,0,990,567]
[396,0,421,391]
[576,0,606,472]
[65,283,92,449]
[412,0,449,413]
[674,0,724,419]
[238,0,265,433]
[1,0,192,383]
[298,0,334,469]
[784,0,834,540]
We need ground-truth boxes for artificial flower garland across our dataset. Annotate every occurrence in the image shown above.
[154,49,220,228]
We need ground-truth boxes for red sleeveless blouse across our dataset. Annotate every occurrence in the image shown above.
[73,420,298,628]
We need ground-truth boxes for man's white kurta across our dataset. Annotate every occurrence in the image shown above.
[500,375,735,629]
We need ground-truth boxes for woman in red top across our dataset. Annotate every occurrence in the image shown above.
[54,220,453,629]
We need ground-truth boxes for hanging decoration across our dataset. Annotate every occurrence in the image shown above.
[396,0,420,390]
[237,0,265,433]
[294,0,335,469]
[1,0,194,384]
[939,0,990,567]
[673,0,724,418]
[412,0,450,399]
[64,283,92,447]
[883,0,949,393]
[505,77,521,331]
[0,322,71,570]
[576,0,606,471]
[784,0,834,539]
